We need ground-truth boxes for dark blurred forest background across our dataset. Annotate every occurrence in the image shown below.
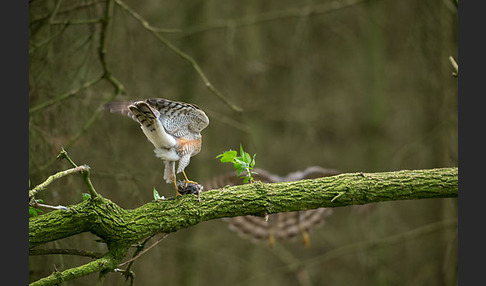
[29,0,458,285]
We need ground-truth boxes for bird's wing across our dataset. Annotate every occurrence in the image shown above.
[104,98,209,138]
[146,98,209,138]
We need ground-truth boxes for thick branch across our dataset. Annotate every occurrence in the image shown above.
[29,167,457,285]
[29,167,457,249]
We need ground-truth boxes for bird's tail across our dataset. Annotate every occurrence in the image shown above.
[129,102,176,149]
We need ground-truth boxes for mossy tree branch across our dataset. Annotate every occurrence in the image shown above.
[29,167,457,285]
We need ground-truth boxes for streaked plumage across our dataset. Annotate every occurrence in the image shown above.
[104,98,209,195]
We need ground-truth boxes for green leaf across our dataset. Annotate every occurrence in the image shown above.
[239,144,244,157]
[243,152,252,164]
[217,150,237,163]
[236,168,243,176]
[153,188,162,200]
[29,207,43,217]
[82,193,91,201]
[218,145,257,184]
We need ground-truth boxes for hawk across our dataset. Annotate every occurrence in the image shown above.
[203,166,340,247]
[104,98,209,196]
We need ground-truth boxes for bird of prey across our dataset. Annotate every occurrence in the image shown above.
[104,98,209,196]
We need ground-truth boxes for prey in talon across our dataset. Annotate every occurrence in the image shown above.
[177,180,203,202]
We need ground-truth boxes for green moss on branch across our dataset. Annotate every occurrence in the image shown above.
[30,167,457,248]
[29,167,457,285]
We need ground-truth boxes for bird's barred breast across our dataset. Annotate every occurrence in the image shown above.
[176,137,202,156]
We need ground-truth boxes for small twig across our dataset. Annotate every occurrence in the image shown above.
[99,0,126,95]
[29,74,104,114]
[29,165,88,199]
[32,202,69,211]
[38,95,120,172]
[48,0,64,24]
[114,0,242,113]
[81,166,99,198]
[57,148,100,198]
[204,108,252,134]
[240,219,457,284]
[118,233,169,267]
[29,0,67,53]
[97,270,108,286]
[331,191,346,202]
[30,0,105,25]
[115,0,366,38]
[29,24,69,55]
[50,18,105,26]
[178,0,366,37]
[29,248,103,259]
[64,95,119,149]
[449,56,458,77]
[114,268,136,285]
[122,236,153,279]
[57,147,78,167]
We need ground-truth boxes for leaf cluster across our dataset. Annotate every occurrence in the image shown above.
[217,145,257,183]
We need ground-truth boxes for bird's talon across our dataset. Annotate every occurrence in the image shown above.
[185,180,198,188]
